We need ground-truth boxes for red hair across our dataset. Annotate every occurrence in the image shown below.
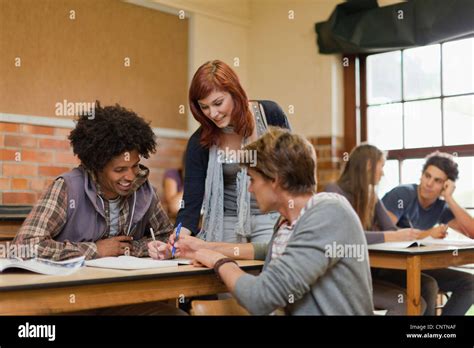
[189,60,254,148]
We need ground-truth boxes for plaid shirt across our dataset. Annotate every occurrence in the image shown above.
[14,166,173,261]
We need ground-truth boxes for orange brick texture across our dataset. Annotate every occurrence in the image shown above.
[0,122,186,205]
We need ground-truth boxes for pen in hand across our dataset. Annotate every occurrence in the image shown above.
[171,222,182,259]
[150,227,156,241]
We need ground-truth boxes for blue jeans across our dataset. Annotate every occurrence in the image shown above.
[423,268,474,315]
[375,268,473,315]
[372,278,427,315]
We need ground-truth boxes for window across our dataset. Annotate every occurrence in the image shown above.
[364,38,474,211]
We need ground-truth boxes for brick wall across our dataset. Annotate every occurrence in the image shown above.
[0,122,187,205]
[1,121,346,204]
[308,136,344,192]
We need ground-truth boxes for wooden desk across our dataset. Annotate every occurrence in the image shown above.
[369,245,474,315]
[0,260,264,315]
[0,214,28,241]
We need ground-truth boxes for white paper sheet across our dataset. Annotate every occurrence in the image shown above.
[85,256,190,270]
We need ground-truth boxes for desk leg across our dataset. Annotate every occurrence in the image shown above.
[406,255,422,315]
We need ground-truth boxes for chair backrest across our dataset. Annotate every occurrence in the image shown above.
[0,205,32,241]
[190,298,250,316]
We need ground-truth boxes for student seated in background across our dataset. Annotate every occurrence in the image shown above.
[381,151,474,315]
[14,102,173,261]
[162,154,185,219]
[324,144,442,315]
[149,127,374,315]
[382,151,474,238]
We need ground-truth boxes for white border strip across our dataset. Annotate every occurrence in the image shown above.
[0,113,75,129]
[123,0,188,17]
[0,113,191,139]
[152,127,190,139]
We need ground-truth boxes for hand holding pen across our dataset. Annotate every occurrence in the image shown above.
[171,222,182,258]
[148,227,171,259]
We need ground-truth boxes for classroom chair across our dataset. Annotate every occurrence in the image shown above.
[190,297,250,316]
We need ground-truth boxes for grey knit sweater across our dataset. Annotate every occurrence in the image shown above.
[234,193,374,315]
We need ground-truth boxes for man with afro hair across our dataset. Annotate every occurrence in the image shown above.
[14,102,174,261]
[13,102,189,314]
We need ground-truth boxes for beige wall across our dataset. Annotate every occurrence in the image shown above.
[148,0,344,137]
[188,14,250,130]
[149,0,251,131]
[248,0,343,137]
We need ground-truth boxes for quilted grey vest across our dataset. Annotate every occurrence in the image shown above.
[55,167,156,242]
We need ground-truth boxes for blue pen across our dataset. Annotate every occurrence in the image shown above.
[171,222,182,258]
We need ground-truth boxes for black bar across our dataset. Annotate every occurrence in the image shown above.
[0,315,472,346]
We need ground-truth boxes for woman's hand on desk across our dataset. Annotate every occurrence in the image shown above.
[168,226,192,246]
[385,228,421,242]
[148,241,172,259]
[96,236,133,257]
[385,225,448,242]
[415,225,448,239]
[193,249,244,292]
[192,249,226,268]
[173,234,206,259]
[148,226,191,260]
[148,228,201,260]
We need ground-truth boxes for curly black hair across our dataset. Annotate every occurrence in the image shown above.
[68,102,157,172]
[422,151,459,181]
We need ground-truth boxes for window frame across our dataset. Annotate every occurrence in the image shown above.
[343,39,474,209]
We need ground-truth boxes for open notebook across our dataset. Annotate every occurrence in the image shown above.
[0,256,85,276]
[85,256,192,270]
[369,236,474,249]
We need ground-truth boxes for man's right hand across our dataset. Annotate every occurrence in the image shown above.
[427,224,448,239]
[96,236,133,257]
[148,240,172,260]
[148,227,193,260]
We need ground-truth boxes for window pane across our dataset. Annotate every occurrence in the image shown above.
[401,158,425,185]
[443,38,474,95]
[453,156,474,208]
[401,157,473,209]
[404,99,442,148]
[444,95,474,146]
[403,45,441,100]
[377,160,399,198]
[367,103,403,150]
[367,51,402,104]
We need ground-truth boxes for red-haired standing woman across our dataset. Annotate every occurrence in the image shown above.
[164,60,290,246]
